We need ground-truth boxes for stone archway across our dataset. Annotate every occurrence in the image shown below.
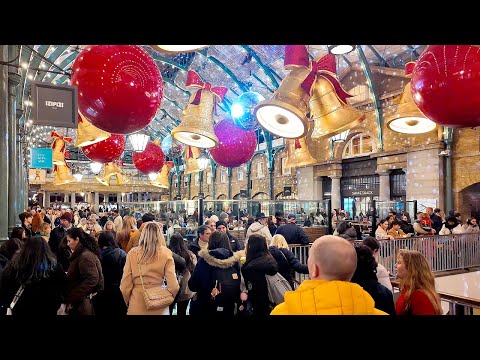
[456,183,480,221]
[333,129,379,160]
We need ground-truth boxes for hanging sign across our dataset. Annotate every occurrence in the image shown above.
[30,148,53,169]
[29,169,47,184]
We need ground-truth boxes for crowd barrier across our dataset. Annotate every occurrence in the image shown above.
[288,233,480,283]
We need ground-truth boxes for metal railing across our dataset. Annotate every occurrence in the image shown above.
[288,233,480,283]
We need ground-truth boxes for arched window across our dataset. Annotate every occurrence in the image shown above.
[342,133,375,158]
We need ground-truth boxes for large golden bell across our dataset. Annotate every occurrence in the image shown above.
[255,67,311,138]
[310,76,365,140]
[52,164,75,186]
[96,162,125,186]
[285,137,317,168]
[151,163,171,188]
[74,113,111,147]
[52,138,67,166]
[385,82,437,134]
[184,157,200,175]
[171,91,218,148]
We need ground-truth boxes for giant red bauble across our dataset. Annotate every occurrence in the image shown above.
[209,119,257,168]
[81,134,125,163]
[411,45,480,128]
[133,141,165,174]
[71,45,163,134]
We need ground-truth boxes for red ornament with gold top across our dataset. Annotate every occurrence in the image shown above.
[133,139,165,174]
[411,45,480,127]
[82,134,126,163]
[71,45,163,134]
[209,118,257,168]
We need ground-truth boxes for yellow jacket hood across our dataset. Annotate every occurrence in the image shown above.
[270,280,387,315]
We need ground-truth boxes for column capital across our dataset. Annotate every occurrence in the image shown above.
[329,175,342,180]
[377,171,391,176]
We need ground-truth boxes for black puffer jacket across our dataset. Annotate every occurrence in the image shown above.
[275,223,310,245]
[241,253,278,317]
[269,246,308,289]
[188,248,243,316]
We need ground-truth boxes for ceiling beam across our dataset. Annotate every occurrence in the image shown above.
[367,45,390,67]
[240,45,279,89]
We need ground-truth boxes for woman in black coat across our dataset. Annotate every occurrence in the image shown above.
[0,236,66,315]
[188,231,243,316]
[241,234,279,317]
[93,231,127,316]
[351,245,395,315]
[269,234,309,289]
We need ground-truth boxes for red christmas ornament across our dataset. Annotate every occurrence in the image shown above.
[209,119,257,168]
[411,45,480,127]
[71,45,163,134]
[82,134,126,163]
[133,141,165,174]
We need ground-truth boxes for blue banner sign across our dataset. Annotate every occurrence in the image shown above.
[31,148,53,169]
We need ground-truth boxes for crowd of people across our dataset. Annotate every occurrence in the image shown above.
[0,202,450,316]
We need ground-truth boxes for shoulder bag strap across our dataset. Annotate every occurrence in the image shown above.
[137,253,147,293]
[9,285,25,310]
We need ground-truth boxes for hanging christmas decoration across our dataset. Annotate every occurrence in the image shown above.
[71,45,163,134]
[285,137,317,168]
[132,139,165,174]
[209,118,257,168]
[184,145,201,175]
[254,45,313,138]
[74,112,111,147]
[308,50,365,139]
[51,131,73,166]
[171,70,228,148]
[96,161,127,186]
[231,91,265,131]
[52,164,75,186]
[81,134,126,163]
[151,161,174,188]
[385,62,437,134]
[411,45,480,128]
[161,134,185,158]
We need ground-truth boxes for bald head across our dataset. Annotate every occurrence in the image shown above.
[308,235,357,281]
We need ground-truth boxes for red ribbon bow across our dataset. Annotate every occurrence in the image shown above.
[165,161,174,168]
[294,139,302,150]
[186,70,228,105]
[51,131,73,144]
[283,45,352,102]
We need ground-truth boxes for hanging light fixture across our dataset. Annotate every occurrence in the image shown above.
[331,130,350,143]
[328,45,356,55]
[151,45,208,53]
[386,62,437,134]
[90,162,102,174]
[148,173,158,181]
[129,133,149,152]
[197,151,210,171]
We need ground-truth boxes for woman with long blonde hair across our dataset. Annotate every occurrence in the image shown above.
[395,249,442,315]
[120,222,179,315]
[268,234,308,289]
[116,216,136,251]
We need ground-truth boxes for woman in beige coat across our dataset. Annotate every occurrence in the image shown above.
[120,222,179,315]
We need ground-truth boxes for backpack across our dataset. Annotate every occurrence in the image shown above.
[265,272,293,306]
[210,265,241,315]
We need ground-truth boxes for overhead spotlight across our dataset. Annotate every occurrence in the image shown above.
[129,133,149,152]
[90,162,102,174]
[328,45,356,55]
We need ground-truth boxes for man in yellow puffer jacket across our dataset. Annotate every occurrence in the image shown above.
[271,235,387,315]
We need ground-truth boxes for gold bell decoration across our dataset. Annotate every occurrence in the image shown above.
[52,164,75,186]
[310,53,366,140]
[171,70,227,149]
[385,62,437,134]
[184,145,201,175]
[96,162,126,186]
[74,112,111,147]
[254,45,314,139]
[151,161,174,188]
[51,131,73,166]
[285,137,317,168]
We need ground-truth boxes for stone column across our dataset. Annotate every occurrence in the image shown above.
[0,46,10,240]
[63,193,68,203]
[71,192,76,209]
[7,64,21,233]
[117,192,122,210]
[45,191,50,208]
[378,172,391,202]
[94,192,100,212]
[297,167,323,200]
[330,176,342,211]
[16,108,25,216]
